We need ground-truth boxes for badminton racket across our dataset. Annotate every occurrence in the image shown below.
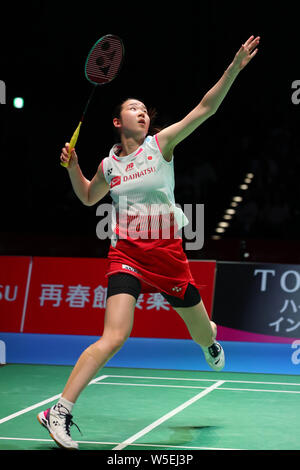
[61,34,125,167]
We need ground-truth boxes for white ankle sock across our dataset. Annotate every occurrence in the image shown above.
[56,396,74,414]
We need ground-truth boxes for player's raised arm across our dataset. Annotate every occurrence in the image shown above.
[156,35,260,160]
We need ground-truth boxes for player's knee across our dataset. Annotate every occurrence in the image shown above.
[101,329,130,354]
[84,334,129,365]
[84,333,129,365]
[108,332,129,352]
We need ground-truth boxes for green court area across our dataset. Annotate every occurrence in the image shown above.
[1,364,300,450]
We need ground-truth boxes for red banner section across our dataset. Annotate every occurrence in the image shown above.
[0,256,32,332]
[0,256,216,339]
[23,257,109,336]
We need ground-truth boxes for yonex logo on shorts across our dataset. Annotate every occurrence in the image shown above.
[172,286,182,292]
[122,264,138,273]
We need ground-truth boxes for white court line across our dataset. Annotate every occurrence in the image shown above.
[102,374,300,387]
[0,436,240,450]
[112,379,225,451]
[95,381,300,394]
[103,375,218,382]
[91,375,108,384]
[219,387,300,394]
[20,257,33,332]
[94,382,208,390]
[0,393,62,425]
[0,375,108,425]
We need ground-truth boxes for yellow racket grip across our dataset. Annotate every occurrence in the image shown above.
[60,121,82,168]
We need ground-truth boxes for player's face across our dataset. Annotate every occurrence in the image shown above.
[115,99,150,138]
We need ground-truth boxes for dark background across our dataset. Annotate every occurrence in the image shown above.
[213,262,300,337]
[1,1,299,262]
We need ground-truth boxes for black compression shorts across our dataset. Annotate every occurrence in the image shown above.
[107,272,201,308]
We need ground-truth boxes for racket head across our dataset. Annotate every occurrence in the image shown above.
[85,34,124,85]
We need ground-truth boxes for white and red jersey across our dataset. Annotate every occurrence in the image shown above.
[101,135,189,243]
[101,135,199,299]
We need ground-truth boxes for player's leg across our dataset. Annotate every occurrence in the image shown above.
[173,299,217,347]
[38,273,141,449]
[61,292,137,404]
[162,284,224,371]
[173,299,224,371]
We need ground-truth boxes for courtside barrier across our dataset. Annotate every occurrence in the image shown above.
[1,256,299,373]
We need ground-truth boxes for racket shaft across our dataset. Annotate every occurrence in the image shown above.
[61,121,82,167]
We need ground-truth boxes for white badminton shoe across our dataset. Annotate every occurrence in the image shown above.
[37,403,80,450]
[202,341,225,371]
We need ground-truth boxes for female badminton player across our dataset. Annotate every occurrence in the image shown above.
[38,35,260,449]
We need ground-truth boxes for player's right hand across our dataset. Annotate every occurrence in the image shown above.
[60,142,78,169]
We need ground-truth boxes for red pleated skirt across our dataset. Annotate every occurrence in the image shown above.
[106,235,198,299]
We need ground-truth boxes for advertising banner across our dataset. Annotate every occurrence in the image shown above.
[0,256,32,332]
[0,256,216,339]
[22,257,109,335]
[213,261,300,342]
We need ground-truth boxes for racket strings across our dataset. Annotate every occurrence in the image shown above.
[86,36,124,84]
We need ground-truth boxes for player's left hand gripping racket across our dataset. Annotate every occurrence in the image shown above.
[61,34,124,168]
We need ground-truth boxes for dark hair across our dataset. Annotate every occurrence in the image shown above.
[112,97,161,140]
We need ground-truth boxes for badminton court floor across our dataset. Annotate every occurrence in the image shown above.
[0,364,300,451]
